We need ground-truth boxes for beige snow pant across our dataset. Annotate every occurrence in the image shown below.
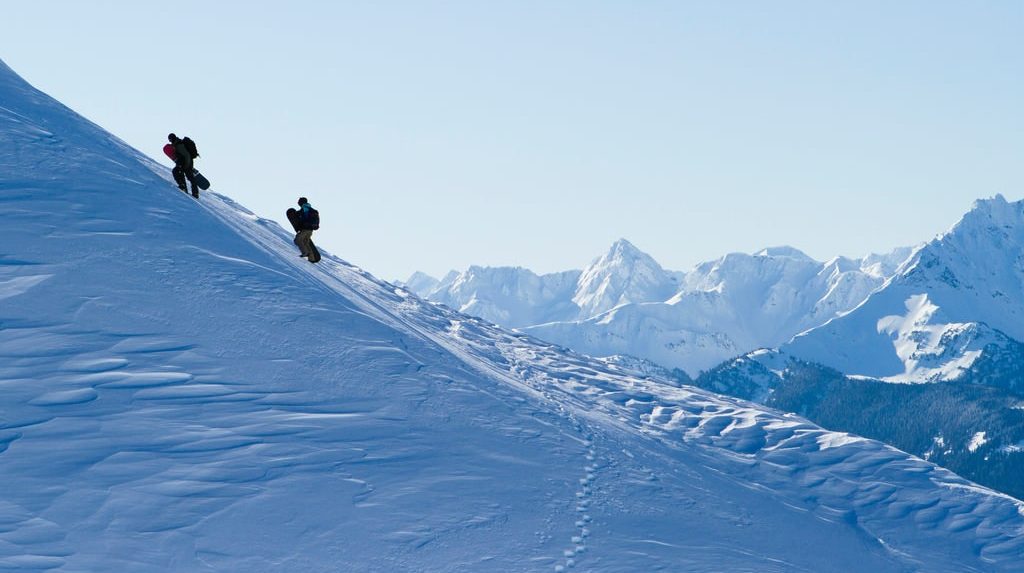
[294,230,314,257]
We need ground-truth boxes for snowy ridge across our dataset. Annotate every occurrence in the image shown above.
[3,58,1024,571]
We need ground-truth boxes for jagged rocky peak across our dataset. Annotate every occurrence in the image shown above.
[963,194,1023,228]
[572,238,678,316]
[605,237,649,260]
[930,194,1024,254]
[583,238,668,275]
[902,194,1024,290]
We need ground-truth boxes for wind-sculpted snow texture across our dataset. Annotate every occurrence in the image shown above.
[3,59,1024,572]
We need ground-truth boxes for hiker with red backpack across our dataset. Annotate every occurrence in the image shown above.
[163,133,204,198]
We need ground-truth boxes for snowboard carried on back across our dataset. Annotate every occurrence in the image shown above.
[286,208,301,232]
[162,143,211,191]
[286,208,321,263]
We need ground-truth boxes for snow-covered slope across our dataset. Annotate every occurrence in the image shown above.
[785,195,1024,382]
[412,244,906,377]
[4,59,1024,572]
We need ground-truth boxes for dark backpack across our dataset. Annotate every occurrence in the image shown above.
[183,137,199,159]
[307,208,320,230]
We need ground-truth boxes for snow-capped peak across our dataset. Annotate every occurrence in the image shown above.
[400,270,440,296]
[964,193,1022,229]
[572,238,678,316]
[900,194,1024,340]
[784,195,1024,382]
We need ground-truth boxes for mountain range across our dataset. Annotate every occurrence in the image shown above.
[405,240,914,377]
[410,194,1024,386]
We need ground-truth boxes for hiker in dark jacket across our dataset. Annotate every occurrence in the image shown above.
[166,133,199,198]
[293,197,320,261]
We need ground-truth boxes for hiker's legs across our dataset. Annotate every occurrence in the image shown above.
[183,167,198,196]
[294,230,312,256]
[300,231,314,257]
[171,166,187,190]
[302,232,316,258]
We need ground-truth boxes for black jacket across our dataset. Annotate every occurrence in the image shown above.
[171,140,193,170]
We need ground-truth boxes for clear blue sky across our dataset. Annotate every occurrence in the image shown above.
[3,1,1022,280]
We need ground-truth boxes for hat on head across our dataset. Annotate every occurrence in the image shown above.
[298,197,308,206]
[167,133,178,142]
